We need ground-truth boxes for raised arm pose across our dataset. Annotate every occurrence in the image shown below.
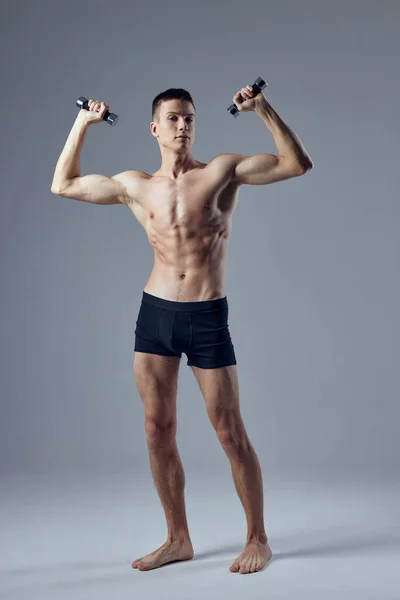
[51,84,313,575]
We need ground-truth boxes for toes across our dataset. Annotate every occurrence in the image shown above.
[230,555,262,574]
[132,557,143,568]
[239,557,258,574]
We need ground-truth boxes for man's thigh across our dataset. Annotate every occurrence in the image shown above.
[134,352,181,426]
[191,364,242,432]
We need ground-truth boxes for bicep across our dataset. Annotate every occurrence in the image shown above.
[231,153,304,186]
[53,173,128,205]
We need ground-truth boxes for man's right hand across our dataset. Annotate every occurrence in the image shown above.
[78,99,111,125]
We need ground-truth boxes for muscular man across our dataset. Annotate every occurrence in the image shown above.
[51,84,313,575]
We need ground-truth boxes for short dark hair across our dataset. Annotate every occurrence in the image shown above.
[152,88,195,122]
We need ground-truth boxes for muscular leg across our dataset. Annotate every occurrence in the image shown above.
[191,364,272,574]
[132,352,194,571]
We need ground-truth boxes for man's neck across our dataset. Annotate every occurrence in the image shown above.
[157,153,198,179]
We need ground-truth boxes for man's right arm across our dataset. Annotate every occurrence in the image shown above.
[50,113,131,205]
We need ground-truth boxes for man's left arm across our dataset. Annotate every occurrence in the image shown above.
[231,91,314,186]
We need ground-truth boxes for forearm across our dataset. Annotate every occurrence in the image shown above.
[255,97,313,169]
[51,115,90,191]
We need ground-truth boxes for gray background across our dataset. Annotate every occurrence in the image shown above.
[1,1,399,598]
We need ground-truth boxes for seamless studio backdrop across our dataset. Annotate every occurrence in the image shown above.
[0,0,399,598]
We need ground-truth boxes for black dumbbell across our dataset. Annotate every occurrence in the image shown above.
[76,96,119,126]
[227,77,268,117]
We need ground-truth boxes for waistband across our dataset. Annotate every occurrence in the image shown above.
[142,291,228,312]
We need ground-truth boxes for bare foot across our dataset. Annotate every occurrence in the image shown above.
[132,538,194,571]
[229,540,272,574]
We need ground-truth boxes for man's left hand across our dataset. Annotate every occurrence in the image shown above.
[232,84,265,113]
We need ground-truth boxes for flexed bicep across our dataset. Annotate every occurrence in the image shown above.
[51,173,128,205]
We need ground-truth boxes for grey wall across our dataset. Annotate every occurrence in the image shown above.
[1,0,398,479]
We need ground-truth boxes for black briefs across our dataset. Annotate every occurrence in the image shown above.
[134,291,237,369]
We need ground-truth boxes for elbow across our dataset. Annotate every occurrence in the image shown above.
[51,182,65,195]
[300,158,314,174]
[287,157,314,177]
[51,177,76,196]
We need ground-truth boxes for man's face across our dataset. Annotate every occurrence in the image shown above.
[151,99,195,149]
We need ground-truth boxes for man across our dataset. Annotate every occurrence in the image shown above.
[51,84,313,575]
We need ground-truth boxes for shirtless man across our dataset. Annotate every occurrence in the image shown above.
[51,84,313,574]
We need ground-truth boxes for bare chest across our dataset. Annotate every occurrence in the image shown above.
[129,160,240,235]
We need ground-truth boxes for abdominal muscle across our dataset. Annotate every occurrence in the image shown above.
[143,226,230,302]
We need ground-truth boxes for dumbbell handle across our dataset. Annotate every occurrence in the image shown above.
[76,97,119,126]
[227,77,268,117]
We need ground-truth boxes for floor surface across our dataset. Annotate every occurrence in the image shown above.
[1,468,399,599]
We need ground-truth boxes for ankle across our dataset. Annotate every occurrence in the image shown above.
[167,532,191,544]
[247,533,268,545]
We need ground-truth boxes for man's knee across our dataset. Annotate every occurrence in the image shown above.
[216,421,249,456]
[145,417,177,449]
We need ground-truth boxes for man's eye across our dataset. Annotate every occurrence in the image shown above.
[168,116,192,121]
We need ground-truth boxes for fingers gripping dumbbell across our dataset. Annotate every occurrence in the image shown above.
[76,96,119,126]
[227,77,268,117]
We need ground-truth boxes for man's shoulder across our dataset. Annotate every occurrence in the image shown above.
[111,170,149,206]
[207,152,243,173]
[114,169,150,182]
[208,152,240,164]
[204,153,242,183]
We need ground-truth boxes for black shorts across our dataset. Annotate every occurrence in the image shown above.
[134,291,237,369]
